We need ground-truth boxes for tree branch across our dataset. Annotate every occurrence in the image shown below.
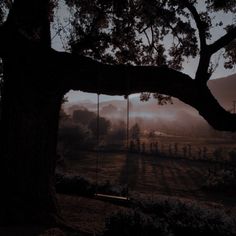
[182,1,212,83]
[183,1,206,49]
[209,26,236,55]
[52,50,236,132]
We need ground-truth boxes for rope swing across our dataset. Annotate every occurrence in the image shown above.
[94,93,130,204]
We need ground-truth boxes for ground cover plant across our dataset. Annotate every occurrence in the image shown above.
[103,196,235,236]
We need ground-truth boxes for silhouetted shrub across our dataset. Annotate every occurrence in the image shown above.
[55,173,95,196]
[103,196,235,236]
[58,123,95,152]
[229,149,236,164]
[213,148,224,161]
[103,210,169,236]
[203,168,236,192]
[137,196,234,236]
[55,173,127,197]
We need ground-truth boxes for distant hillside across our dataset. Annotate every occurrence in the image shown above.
[208,73,236,111]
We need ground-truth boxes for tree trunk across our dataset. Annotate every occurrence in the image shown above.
[0,56,63,225]
[0,0,66,226]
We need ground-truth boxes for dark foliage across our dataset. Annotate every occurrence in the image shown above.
[103,210,168,236]
[58,108,112,154]
[203,167,236,193]
[55,172,127,197]
[104,196,235,236]
[58,123,95,151]
[55,172,95,196]
[64,0,236,72]
[88,116,111,137]
[72,109,96,125]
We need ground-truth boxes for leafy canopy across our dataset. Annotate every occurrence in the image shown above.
[62,0,236,71]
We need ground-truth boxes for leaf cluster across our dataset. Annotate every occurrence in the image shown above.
[0,0,9,25]
[63,0,236,70]
[65,0,201,68]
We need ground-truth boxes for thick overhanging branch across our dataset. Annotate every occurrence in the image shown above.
[53,50,236,132]
[0,24,235,132]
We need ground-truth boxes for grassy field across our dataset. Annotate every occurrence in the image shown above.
[56,136,236,235]
[63,150,235,208]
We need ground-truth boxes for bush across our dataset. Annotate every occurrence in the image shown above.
[58,123,95,152]
[103,196,235,236]
[203,168,236,192]
[55,173,127,197]
[55,173,95,196]
[103,210,169,236]
[229,149,236,164]
[137,196,234,236]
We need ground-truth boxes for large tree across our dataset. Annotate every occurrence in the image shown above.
[0,0,235,227]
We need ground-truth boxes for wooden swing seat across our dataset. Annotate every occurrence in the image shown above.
[94,193,130,206]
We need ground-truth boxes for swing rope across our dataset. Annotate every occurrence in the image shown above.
[94,92,130,203]
[126,95,130,151]
[126,94,130,198]
[95,93,100,192]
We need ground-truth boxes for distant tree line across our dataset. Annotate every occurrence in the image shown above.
[58,108,111,155]
[58,107,146,156]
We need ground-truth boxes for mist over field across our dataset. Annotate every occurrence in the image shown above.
[63,74,236,138]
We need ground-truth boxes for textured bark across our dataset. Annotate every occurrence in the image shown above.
[0,0,64,226]
[0,54,64,225]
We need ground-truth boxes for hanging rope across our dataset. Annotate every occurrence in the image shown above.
[96,94,100,149]
[125,76,130,198]
[126,95,130,151]
[125,75,130,151]
[95,71,101,193]
[126,95,130,198]
[95,93,100,192]
[94,86,130,202]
